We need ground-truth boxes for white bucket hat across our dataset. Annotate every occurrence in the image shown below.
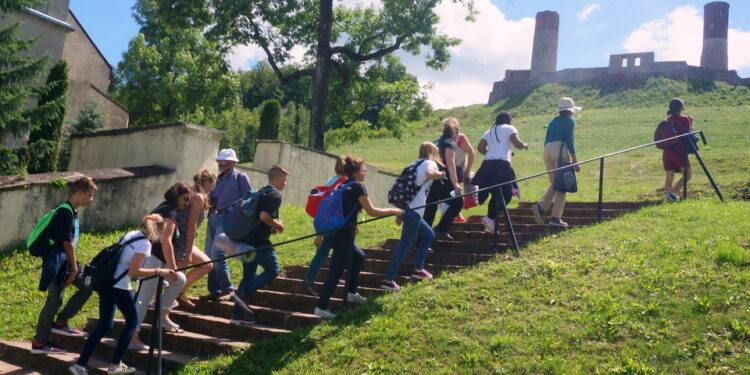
[216,148,239,162]
[557,97,582,113]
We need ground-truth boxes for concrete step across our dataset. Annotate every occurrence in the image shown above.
[382,238,518,253]
[177,295,323,330]
[516,201,658,210]
[263,276,386,299]
[50,334,191,373]
[148,309,291,343]
[362,248,494,266]
[284,265,412,289]
[0,340,146,375]
[496,208,628,218]
[82,317,251,357]
[0,357,47,375]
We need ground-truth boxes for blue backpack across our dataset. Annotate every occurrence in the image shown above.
[221,186,275,240]
[313,180,359,235]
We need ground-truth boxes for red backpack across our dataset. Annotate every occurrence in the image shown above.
[305,177,347,217]
[654,118,678,150]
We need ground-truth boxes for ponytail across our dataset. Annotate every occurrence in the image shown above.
[140,214,165,242]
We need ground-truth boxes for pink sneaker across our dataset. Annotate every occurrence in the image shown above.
[411,269,433,280]
[52,322,86,337]
[30,341,66,354]
[380,280,401,291]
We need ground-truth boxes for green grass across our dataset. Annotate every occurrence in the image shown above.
[179,200,750,374]
[331,88,750,204]
[0,205,401,342]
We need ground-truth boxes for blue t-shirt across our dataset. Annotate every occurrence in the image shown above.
[544,116,576,155]
[208,169,253,211]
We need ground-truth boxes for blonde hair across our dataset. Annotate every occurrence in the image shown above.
[193,169,217,195]
[418,142,444,168]
[442,117,459,130]
[140,214,165,242]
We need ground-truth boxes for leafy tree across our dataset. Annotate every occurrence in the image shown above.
[258,99,281,140]
[205,105,257,162]
[113,0,238,126]
[0,0,57,141]
[27,59,68,173]
[145,0,474,150]
[58,97,105,171]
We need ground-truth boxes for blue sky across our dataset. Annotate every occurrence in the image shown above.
[69,0,750,109]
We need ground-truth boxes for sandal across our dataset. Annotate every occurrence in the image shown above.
[161,320,183,333]
[177,293,195,308]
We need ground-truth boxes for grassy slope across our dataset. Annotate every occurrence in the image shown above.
[330,78,750,203]
[181,200,750,375]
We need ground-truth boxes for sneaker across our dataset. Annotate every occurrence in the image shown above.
[481,216,496,233]
[434,231,454,241]
[452,215,466,223]
[229,308,256,325]
[313,307,336,320]
[531,203,544,224]
[346,292,366,303]
[665,192,680,202]
[128,342,149,351]
[107,362,135,374]
[232,290,254,315]
[300,280,318,296]
[51,322,86,337]
[68,364,88,375]
[411,269,434,280]
[380,280,401,291]
[548,218,569,228]
[30,341,66,354]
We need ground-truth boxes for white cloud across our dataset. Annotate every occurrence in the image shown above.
[403,0,535,109]
[227,0,534,109]
[577,3,600,21]
[623,5,750,71]
[228,44,309,71]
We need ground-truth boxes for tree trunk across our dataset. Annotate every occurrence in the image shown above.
[308,0,333,150]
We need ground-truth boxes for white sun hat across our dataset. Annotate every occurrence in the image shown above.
[216,148,239,162]
[557,97,582,113]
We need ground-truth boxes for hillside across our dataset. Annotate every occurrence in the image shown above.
[181,200,750,374]
[330,78,750,202]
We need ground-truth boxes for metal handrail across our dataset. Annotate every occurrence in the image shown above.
[143,128,722,374]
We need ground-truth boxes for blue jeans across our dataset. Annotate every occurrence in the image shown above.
[305,239,332,282]
[384,209,434,281]
[77,288,137,367]
[232,247,280,316]
[206,214,235,295]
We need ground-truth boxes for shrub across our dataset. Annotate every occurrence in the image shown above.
[258,99,282,140]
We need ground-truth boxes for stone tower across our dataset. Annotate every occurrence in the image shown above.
[700,1,729,71]
[530,10,559,76]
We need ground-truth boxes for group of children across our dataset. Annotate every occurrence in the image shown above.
[29,97,695,374]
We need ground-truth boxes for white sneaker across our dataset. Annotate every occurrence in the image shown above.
[314,307,336,320]
[68,364,88,375]
[346,292,366,303]
[481,216,495,233]
[107,362,135,374]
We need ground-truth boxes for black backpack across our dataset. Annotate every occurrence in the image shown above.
[83,235,146,293]
[388,159,427,208]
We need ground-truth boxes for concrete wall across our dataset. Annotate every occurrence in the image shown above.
[62,11,112,93]
[69,122,222,184]
[0,166,174,251]
[247,140,398,207]
[65,82,129,133]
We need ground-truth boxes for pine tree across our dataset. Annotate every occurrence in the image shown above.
[0,1,55,141]
[27,59,68,173]
[258,99,281,141]
[58,97,105,171]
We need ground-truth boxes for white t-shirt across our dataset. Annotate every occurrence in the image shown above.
[408,159,438,216]
[481,124,518,161]
[113,230,151,290]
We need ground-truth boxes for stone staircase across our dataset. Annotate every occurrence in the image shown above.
[0,201,655,374]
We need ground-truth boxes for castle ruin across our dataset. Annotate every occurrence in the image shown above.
[487,2,750,104]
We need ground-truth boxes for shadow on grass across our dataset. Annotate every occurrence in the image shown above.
[219,299,386,375]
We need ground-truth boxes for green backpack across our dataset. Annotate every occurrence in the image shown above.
[27,203,74,257]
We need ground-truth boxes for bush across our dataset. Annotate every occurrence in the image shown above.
[0,146,30,177]
[258,99,282,140]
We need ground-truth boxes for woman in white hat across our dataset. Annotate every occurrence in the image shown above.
[530,97,581,228]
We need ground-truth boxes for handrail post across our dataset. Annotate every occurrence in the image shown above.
[597,158,604,223]
[496,186,520,257]
[146,276,164,375]
[692,133,724,201]
[683,141,689,200]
